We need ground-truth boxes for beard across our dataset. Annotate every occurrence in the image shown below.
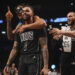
[21,16,31,24]
[68,20,75,26]
[22,14,31,21]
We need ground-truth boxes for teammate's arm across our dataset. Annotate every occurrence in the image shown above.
[23,16,47,29]
[60,30,75,38]
[17,16,47,33]
[5,6,13,40]
[6,41,19,65]
[3,41,19,74]
[51,28,75,38]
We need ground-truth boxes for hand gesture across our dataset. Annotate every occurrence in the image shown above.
[40,67,49,75]
[3,66,10,75]
[5,6,13,22]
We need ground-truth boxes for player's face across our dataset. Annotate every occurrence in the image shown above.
[16,5,23,19]
[67,12,75,25]
[17,13,22,19]
[22,6,33,21]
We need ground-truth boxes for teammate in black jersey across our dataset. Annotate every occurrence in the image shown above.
[5,5,47,40]
[4,5,49,75]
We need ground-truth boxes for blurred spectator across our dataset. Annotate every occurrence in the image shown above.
[10,63,18,75]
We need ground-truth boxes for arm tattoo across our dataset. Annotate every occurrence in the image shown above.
[39,37,48,66]
[7,41,18,65]
[39,38,47,47]
[7,21,13,40]
[12,41,19,51]
[42,48,48,65]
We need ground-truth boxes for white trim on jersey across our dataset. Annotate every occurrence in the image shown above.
[62,26,72,52]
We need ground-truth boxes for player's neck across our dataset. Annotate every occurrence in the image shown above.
[24,17,33,24]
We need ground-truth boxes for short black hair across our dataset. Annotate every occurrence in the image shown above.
[15,4,24,14]
[23,5,34,14]
[68,11,75,16]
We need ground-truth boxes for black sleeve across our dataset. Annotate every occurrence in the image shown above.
[37,28,47,37]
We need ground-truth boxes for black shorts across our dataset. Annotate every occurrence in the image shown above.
[18,54,41,75]
[60,53,71,75]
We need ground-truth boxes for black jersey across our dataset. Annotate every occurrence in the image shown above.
[14,28,47,55]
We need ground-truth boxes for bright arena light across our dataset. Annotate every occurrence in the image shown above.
[0,20,4,24]
[1,31,6,34]
[50,17,67,23]
[51,64,56,70]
